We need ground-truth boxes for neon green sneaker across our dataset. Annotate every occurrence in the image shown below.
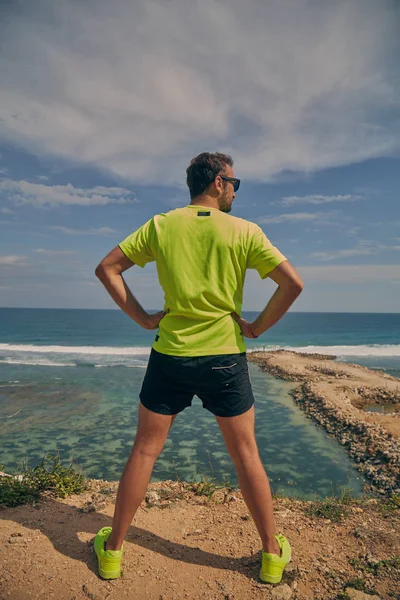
[259,534,291,584]
[94,527,124,580]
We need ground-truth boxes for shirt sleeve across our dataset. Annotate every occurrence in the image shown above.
[246,224,287,279]
[118,218,156,268]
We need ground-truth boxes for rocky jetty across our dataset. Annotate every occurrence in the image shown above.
[247,350,400,498]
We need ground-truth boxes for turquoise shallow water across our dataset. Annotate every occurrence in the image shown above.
[1,308,399,500]
[0,359,366,500]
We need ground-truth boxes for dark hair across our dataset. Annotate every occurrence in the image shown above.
[186,152,234,199]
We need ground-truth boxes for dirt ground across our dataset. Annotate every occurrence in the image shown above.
[0,479,399,600]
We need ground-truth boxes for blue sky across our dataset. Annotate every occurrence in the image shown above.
[0,0,399,312]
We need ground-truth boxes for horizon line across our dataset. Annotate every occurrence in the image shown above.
[0,307,399,315]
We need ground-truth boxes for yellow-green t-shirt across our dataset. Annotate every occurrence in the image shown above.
[118,205,287,356]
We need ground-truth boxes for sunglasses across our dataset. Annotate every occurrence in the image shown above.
[220,176,241,192]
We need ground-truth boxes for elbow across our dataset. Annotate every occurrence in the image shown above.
[294,281,304,297]
[95,262,119,281]
[95,263,105,280]
[295,279,304,294]
[286,279,304,297]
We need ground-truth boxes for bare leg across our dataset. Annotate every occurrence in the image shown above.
[215,405,280,555]
[106,403,177,551]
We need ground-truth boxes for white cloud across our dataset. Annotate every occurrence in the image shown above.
[280,194,362,206]
[0,0,399,184]
[346,227,362,236]
[298,264,400,284]
[380,245,400,251]
[34,249,76,255]
[0,255,28,266]
[257,212,335,225]
[50,226,118,235]
[0,179,137,207]
[37,175,49,181]
[311,244,400,261]
[310,248,375,260]
[0,207,14,214]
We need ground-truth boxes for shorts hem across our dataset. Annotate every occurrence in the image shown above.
[206,400,255,418]
[139,398,185,416]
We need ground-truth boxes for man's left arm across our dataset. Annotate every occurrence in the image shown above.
[95,246,167,330]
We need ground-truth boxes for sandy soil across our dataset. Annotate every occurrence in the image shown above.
[1,479,399,600]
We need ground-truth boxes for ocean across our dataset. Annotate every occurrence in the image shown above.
[1,308,399,500]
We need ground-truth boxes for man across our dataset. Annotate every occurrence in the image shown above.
[94,152,303,584]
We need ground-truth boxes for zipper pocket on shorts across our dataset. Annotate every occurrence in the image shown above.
[211,362,238,370]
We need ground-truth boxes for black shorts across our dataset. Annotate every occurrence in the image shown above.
[139,348,255,418]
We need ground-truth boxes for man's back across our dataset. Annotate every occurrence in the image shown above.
[94,152,301,585]
[119,204,286,356]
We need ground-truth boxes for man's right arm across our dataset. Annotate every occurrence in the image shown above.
[250,260,304,337]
